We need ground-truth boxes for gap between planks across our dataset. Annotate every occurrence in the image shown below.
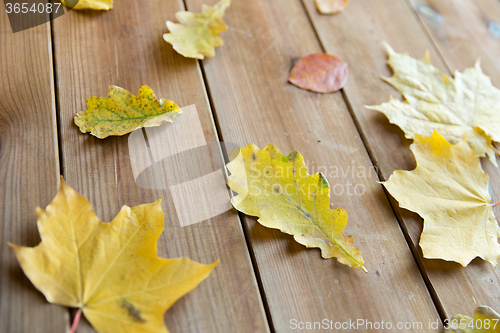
[179,0,278,327]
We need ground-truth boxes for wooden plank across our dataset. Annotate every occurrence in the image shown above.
[409,0,500,86]
[50,0,269,332]
[0,12,67,333]
[303,0,500,320]
[185,0,442,331]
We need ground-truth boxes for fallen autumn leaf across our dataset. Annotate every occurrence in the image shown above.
[61,0,113,10]
[9,178,218,333]
[74,85,181,139]
[226,143,365,271]
[163,0,231,59]
[445,306,500,332]
[315,0,350,14]
[288,53,349,93]
[367,43,500,166]
[383,131,500,267]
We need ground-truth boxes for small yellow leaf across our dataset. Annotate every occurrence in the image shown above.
[226,144,365,270]
[74,85,181,139]
[383,131,500,267]
[9,178,217,333]
[445,306,500,333]
[61,0,113,10]
[315,0,350,14]
[163,0,231,59]
[366,43,500,166]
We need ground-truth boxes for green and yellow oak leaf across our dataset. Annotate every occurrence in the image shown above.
[383,131,500,267]
[61,0,113,10]
[163,0,231,59]
[445,306,500,333]
[74,85,181,139]
[367,43,500,166]
[9,178,217,333]
[226,144,365,271]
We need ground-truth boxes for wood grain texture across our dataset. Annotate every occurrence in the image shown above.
[303,0,500,319]
[185,0,441,331]
[51,0,268,332]
[0,11,67,333]
[409,0,500,86]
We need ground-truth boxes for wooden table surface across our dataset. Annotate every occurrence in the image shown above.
[1,0,499,332]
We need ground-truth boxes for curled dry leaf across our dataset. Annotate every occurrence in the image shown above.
[383,131,500,267]
[288,53,349,93]
[74,85,181,139]
[61,0,113,10]
[445,306,500,332]
[367,43,500,166]
[226,144,365,271]
[163,0,231,59]
[315,0,350,14]
[9,178,218,333]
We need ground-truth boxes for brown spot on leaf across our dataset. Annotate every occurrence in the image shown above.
[121,299,146,323]
[286,151,298,162]
[273,185,281,194]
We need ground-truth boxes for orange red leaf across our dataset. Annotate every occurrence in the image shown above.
[288,54,348,93]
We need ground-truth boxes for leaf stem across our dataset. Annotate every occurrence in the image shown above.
[70,308,82,333]
[492,201,500,207]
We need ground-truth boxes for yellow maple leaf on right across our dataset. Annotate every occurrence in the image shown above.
[163,0,231,59]
[383,131,500,267]
[367,44,500,166]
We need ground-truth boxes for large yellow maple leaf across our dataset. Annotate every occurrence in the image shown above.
[367,44,500,166]
[9,178,217,333]
[74,85,181,139]
[226,144,365,271]
[383,131,500,267]
[163,0,231,59]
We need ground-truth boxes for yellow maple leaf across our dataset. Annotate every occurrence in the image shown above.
[366,44,500,166]
[383,131,500,267]
[74,85,181,139]
[226,144,365,271]
[445,306,500,333]
[163,0,231,59]
[315,0,350,14]
[61,0,113,10]
[9,178,218,333]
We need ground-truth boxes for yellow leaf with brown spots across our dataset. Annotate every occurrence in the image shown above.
[226,144,365,270]
[74,85,181,139]
[9,178,217,333]
[61,0,113,10]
